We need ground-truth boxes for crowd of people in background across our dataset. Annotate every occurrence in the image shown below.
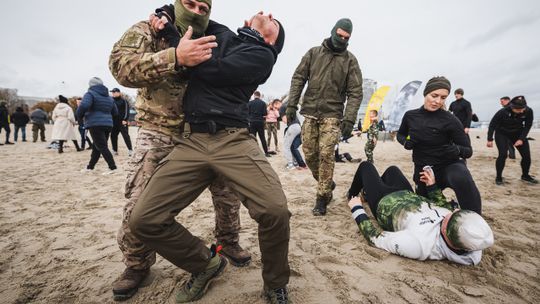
[0,78,135,175]
[0,5,536,302]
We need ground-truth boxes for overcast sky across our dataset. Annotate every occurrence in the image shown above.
[0,0,538,120]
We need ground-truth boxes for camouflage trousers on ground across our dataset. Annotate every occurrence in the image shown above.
[301,117,341,199]
[118,128,242,270]
[365,141,376,163]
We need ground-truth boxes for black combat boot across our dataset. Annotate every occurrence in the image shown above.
[112,268,149,301]
[312,195,329,216]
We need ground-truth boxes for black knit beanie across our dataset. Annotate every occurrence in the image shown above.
[58,95,68,104]
[509,95,527,109]
[273,19,285,54]
[423,76,451,96]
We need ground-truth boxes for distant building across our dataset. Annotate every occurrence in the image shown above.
[20,96,51,108]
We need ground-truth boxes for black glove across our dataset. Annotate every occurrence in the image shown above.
[404,140,414,150]
[341,120,354,140]
[155,4,175,23]
[155,5,181,47]
[285,106,297,125]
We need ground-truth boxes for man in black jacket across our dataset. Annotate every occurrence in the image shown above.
[487,96,536,185]
[130,13,290,303]
[448,88,473,135]
[248,90,271,156]
[499,96,516,159]
[76,97,93,150]
[11,106,30,142]
[110,88,133,156]
[0,101,13,145]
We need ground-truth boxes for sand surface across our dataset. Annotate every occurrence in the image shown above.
[0,127,539,304]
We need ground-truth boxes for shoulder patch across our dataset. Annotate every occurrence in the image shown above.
[120,32,145,49]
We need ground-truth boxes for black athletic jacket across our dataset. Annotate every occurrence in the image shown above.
[248,98,267,123]
[397,106,472,167]
[113,97,130,122]
[183,21,277,128]
[448,98,472,128]
[487,106,533,141]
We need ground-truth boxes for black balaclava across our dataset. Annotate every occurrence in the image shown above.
[174,0,212,38]
[329,18,352,52]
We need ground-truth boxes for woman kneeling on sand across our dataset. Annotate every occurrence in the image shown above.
[346,161,494,265]
[397,76,482,214]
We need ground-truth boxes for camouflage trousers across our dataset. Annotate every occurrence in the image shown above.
[301,117,341,199]
[364,141,376,163]
[118,128,242,270]
[266,122,278,150]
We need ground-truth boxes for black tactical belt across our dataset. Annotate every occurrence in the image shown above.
[189,121,226,134]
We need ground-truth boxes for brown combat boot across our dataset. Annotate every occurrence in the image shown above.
[112,268,149,301]
[219,242,252,267]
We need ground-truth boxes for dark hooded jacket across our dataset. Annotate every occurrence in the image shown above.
[30,108,48,124]
[11,108,30,127]
[183,21,277,128]
[77,84,118,128]
[0,104,9,127]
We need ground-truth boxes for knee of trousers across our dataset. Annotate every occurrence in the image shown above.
[255,206,291,232]
[446,169,473,187]
[128,203,164,243]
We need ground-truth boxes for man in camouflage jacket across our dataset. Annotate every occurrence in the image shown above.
[286,18,363,216]
[108,1,250,300]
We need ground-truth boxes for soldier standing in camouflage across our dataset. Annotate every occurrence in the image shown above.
[286,18,363,216]
[365,110,379,163]
[108,1,250,301]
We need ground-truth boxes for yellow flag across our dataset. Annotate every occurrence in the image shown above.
[362,86,390,131]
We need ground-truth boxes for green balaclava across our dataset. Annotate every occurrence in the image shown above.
[174,0,212,38]
[330,18,353,51]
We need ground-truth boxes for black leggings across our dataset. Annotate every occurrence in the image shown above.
[249,121,268,153]
[348,162,412,218]
[111,123,132,152]
[495,132,531,178]
[87,127,116,170]
[414,160,481,214]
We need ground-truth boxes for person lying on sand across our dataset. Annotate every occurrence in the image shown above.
[346,161,494,265]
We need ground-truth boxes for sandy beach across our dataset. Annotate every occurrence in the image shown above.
[0,127,538,304]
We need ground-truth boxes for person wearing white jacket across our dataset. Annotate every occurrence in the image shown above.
[51,95,81,153]
[347,162,494,265]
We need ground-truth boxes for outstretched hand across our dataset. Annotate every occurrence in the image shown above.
[176,26,218,67]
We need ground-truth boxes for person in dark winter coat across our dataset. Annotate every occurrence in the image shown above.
[76,97,93,150]
[30,107,48,142]
[11,107,30,142]
[0,101,13,145]
[77,77,118,173]
[110,88,133,156]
